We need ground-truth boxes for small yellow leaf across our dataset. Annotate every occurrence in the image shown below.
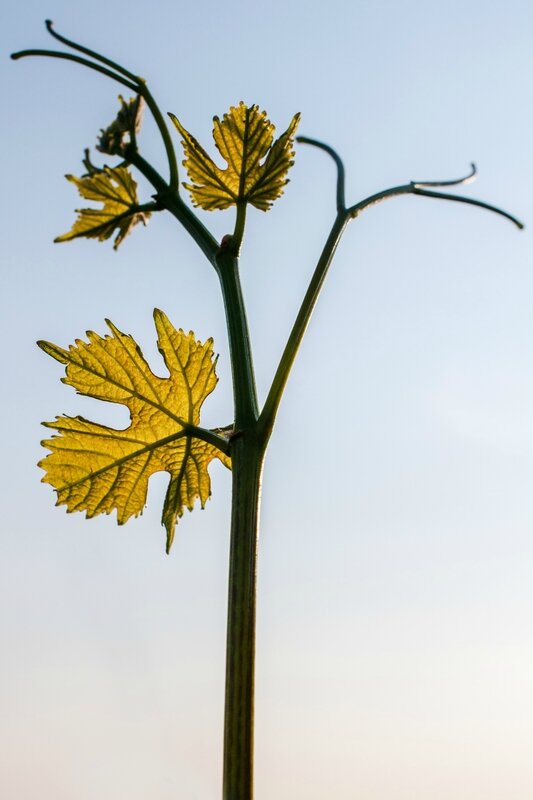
[169,102,300,211]
[38,310,230,552]
[55,166,150,250]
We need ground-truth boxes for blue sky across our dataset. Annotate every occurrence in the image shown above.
[2,1,533,798]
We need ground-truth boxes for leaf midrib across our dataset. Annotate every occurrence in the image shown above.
[52,428,189,492]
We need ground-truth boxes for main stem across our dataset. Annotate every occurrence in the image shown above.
[223,435,265,800]
[216,248,263,800]
[216,251,259,429]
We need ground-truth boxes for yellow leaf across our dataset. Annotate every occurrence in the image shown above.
[38,310,231,552]
[55,166,150,250]
[169,102,300,211]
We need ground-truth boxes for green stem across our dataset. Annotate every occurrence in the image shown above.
[411,186,524,228]
[215,215,262,800]
[13,23,179,190]
[44,19,140,82]
[223,435,265,800]
[259,160,523,439]
[231,201,247,255]
[297,136,346,211]
[44,19,179,184]
[347,182,524,228]
[10,49,138,91]
[259,211,348,440]
[215,250,259,430]
[125,150,219,266]
[137,83,180,191]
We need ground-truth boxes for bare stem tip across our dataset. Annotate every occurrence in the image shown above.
[413,162,478,189]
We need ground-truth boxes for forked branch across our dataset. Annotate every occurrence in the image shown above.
[348,181,524,229]
[297,137,523,229]
[259,139,523,441]
[11,20,180,190]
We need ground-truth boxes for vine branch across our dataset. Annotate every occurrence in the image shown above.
[259,152,523,440]
[10,49,138,91]
[348,181,524,229]
[43,19,140,82]
[12,20,180,189]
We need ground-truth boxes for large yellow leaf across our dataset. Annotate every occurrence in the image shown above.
[169,102,300,211]
[55,165,150,250]
[38,310,230,552]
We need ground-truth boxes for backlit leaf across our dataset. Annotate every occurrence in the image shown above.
[38,310,230,552]
[55,165,150,250]
[169,102,300,211]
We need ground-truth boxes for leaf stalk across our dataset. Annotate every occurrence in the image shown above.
[232,201,248,255]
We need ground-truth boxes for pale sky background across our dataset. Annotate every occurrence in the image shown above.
[1,1,533,798]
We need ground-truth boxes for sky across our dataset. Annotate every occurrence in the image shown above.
[1,1,533,798]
